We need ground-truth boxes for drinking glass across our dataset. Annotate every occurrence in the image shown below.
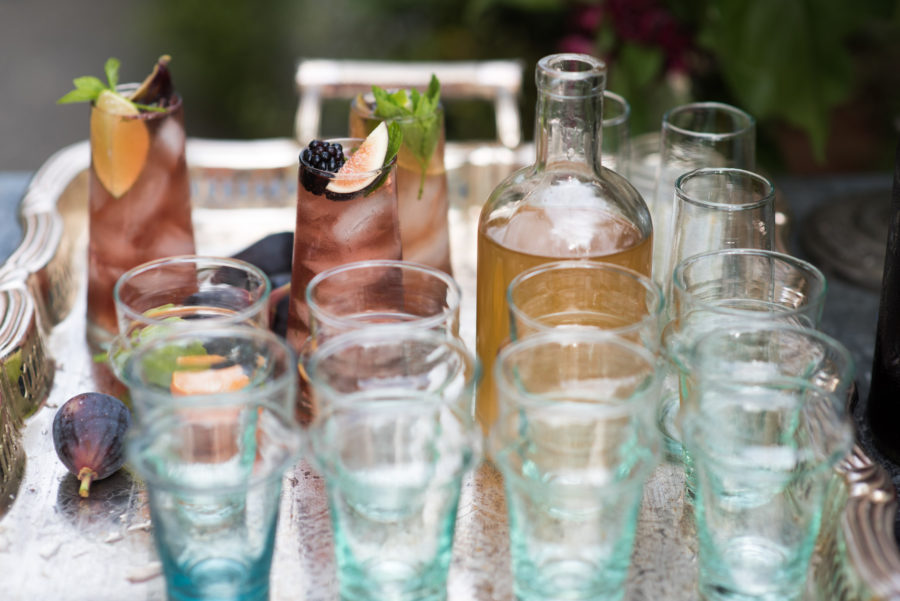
[507,260,663,350]
[651,102,755,284]
[491,330,660,601]
[658,249,827,460]
[306,259,461,344]
[349,97,451,274]
[683,337,854,601]
[113,255,271,339]
[286,138,400,354]
[665,167,776,303]
[127,396,301,601]
[601,91,631,174]
[107,255,271,381]
[87,81,196,349]
[296,259,462,423]
[119,324,297,419]
[306,327,478,601]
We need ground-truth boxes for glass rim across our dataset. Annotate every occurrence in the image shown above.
[300,137,397,179]
[306,259,462,333]
[682,377,853,473]
[119,323,297,410]
[690,322,856,391]
[494,329,659,416]
[91,82,183,119]
[672,248,827,318]
[537,53,606,97]
[126,397,302,494]
[661,101,755,141]
[674,167,775,211]
[507,260,663,339]
[602,90,630,128]
[113,254,272,330]
[305,325,477,409]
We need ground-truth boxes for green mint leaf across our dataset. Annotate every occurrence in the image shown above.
[104,57,120,90]
[372,86,411,120]
[372,76,442,199]
[57,76,108,104]
[384,121,403,167]
[141,341,208,389]
[425,74,440,104]
[132,102,167,113]
[364,122,404,198]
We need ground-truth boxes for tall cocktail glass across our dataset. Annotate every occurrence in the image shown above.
[349,85,451,274]
[286,138,400,354]
[86,82,196,349]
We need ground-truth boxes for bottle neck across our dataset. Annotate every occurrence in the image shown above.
[533,89,603,170]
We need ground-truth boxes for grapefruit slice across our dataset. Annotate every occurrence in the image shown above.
[90,90,150,198]
[326,121,389,195]
[170,363,250,396]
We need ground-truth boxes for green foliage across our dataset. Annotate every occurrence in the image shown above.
[694,0,872,161]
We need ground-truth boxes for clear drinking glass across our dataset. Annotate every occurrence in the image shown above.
[507,260,663,350]
[349,97,451,274]
[306,327,478,601]
[665,167,776,303]
[286,138,401,354]
[683,337,854,601]
[306,259,461,344]
[119,324,297,419]
[658,249,827,460]
[127,396,301,601]
[113,255,271,339]
[295,259,462,423]
[601,91,631,174]
[87,80,196,349]
[491,330,660,601]
[651,102,755,284]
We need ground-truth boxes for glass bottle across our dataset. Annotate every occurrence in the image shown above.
[475,54,653,433]
[867,141,900,463]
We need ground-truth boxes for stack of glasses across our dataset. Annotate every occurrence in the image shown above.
[486,96,856,601]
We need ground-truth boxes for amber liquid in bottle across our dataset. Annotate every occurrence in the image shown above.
[475,54,653,434]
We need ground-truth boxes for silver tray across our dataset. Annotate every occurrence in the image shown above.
[0,138,898,600]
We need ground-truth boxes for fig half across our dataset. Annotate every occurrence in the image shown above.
[52,393,132,498]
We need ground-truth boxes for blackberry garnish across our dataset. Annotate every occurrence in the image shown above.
[300,140,346,195]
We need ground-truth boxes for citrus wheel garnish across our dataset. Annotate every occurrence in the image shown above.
[170,363,250,395]
[90,90,150,198]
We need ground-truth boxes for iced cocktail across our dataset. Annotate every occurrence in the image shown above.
[286,123,402,353]
[349,76,452,274]
[60,56,196,349]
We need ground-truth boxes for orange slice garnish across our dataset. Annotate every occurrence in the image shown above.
[90,90,150,198]
[171,363,250,396]
[175,354,228,368]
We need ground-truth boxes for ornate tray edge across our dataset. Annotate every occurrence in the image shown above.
[3,138,899,598]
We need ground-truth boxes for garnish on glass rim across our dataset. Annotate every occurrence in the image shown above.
[57,57,167,113]
[372,74,441,199]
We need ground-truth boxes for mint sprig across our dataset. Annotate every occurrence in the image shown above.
[58,58,121,105]
[372,75,441,199]
[57,57,165,112]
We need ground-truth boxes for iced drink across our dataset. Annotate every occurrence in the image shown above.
[286,126,402,354]
[60,56,196,348]
[348,77,452,274]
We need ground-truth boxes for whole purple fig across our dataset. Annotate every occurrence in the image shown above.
[52,393,131,498]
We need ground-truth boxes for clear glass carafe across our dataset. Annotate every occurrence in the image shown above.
[475,53,653,433]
